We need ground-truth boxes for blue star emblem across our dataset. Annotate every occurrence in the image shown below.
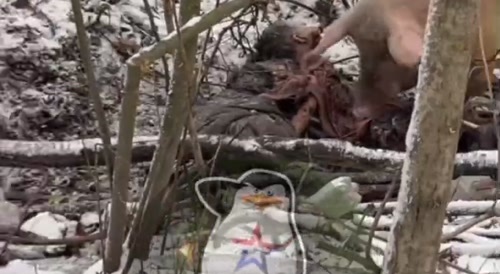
[234,248,270,274]
[231,223,295,273]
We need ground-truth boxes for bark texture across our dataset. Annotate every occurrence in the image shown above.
[381,0,479,274]
[125,0,201,263]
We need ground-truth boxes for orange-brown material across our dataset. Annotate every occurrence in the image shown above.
[291,96,317,135]
[242,194,283,209]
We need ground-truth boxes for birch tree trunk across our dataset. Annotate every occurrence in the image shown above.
[381,0,479,274]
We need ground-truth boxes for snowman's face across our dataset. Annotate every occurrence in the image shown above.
[233,184,289,211]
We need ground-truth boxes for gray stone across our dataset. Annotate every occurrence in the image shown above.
[0,201,21,233]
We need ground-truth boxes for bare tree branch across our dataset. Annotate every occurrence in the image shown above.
[142,0,171,95]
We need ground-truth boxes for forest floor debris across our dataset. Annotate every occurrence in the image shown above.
[0,0,500,273]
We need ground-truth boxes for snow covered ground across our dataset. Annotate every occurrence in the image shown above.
[1,0,500,273]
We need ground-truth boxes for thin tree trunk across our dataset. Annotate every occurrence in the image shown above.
[69,0,114,180]
[123,0,201,268]
[88,1,265,272]
[71,0,124,271]
[163,0,175,33]
[381,1,478,274]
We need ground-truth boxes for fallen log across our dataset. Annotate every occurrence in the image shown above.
[0,135,496,177]
[356,200,500,216]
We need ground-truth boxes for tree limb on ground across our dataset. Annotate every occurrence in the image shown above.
[0,135,496,176]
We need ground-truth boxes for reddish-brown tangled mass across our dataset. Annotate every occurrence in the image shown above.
[258,24,410,149]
